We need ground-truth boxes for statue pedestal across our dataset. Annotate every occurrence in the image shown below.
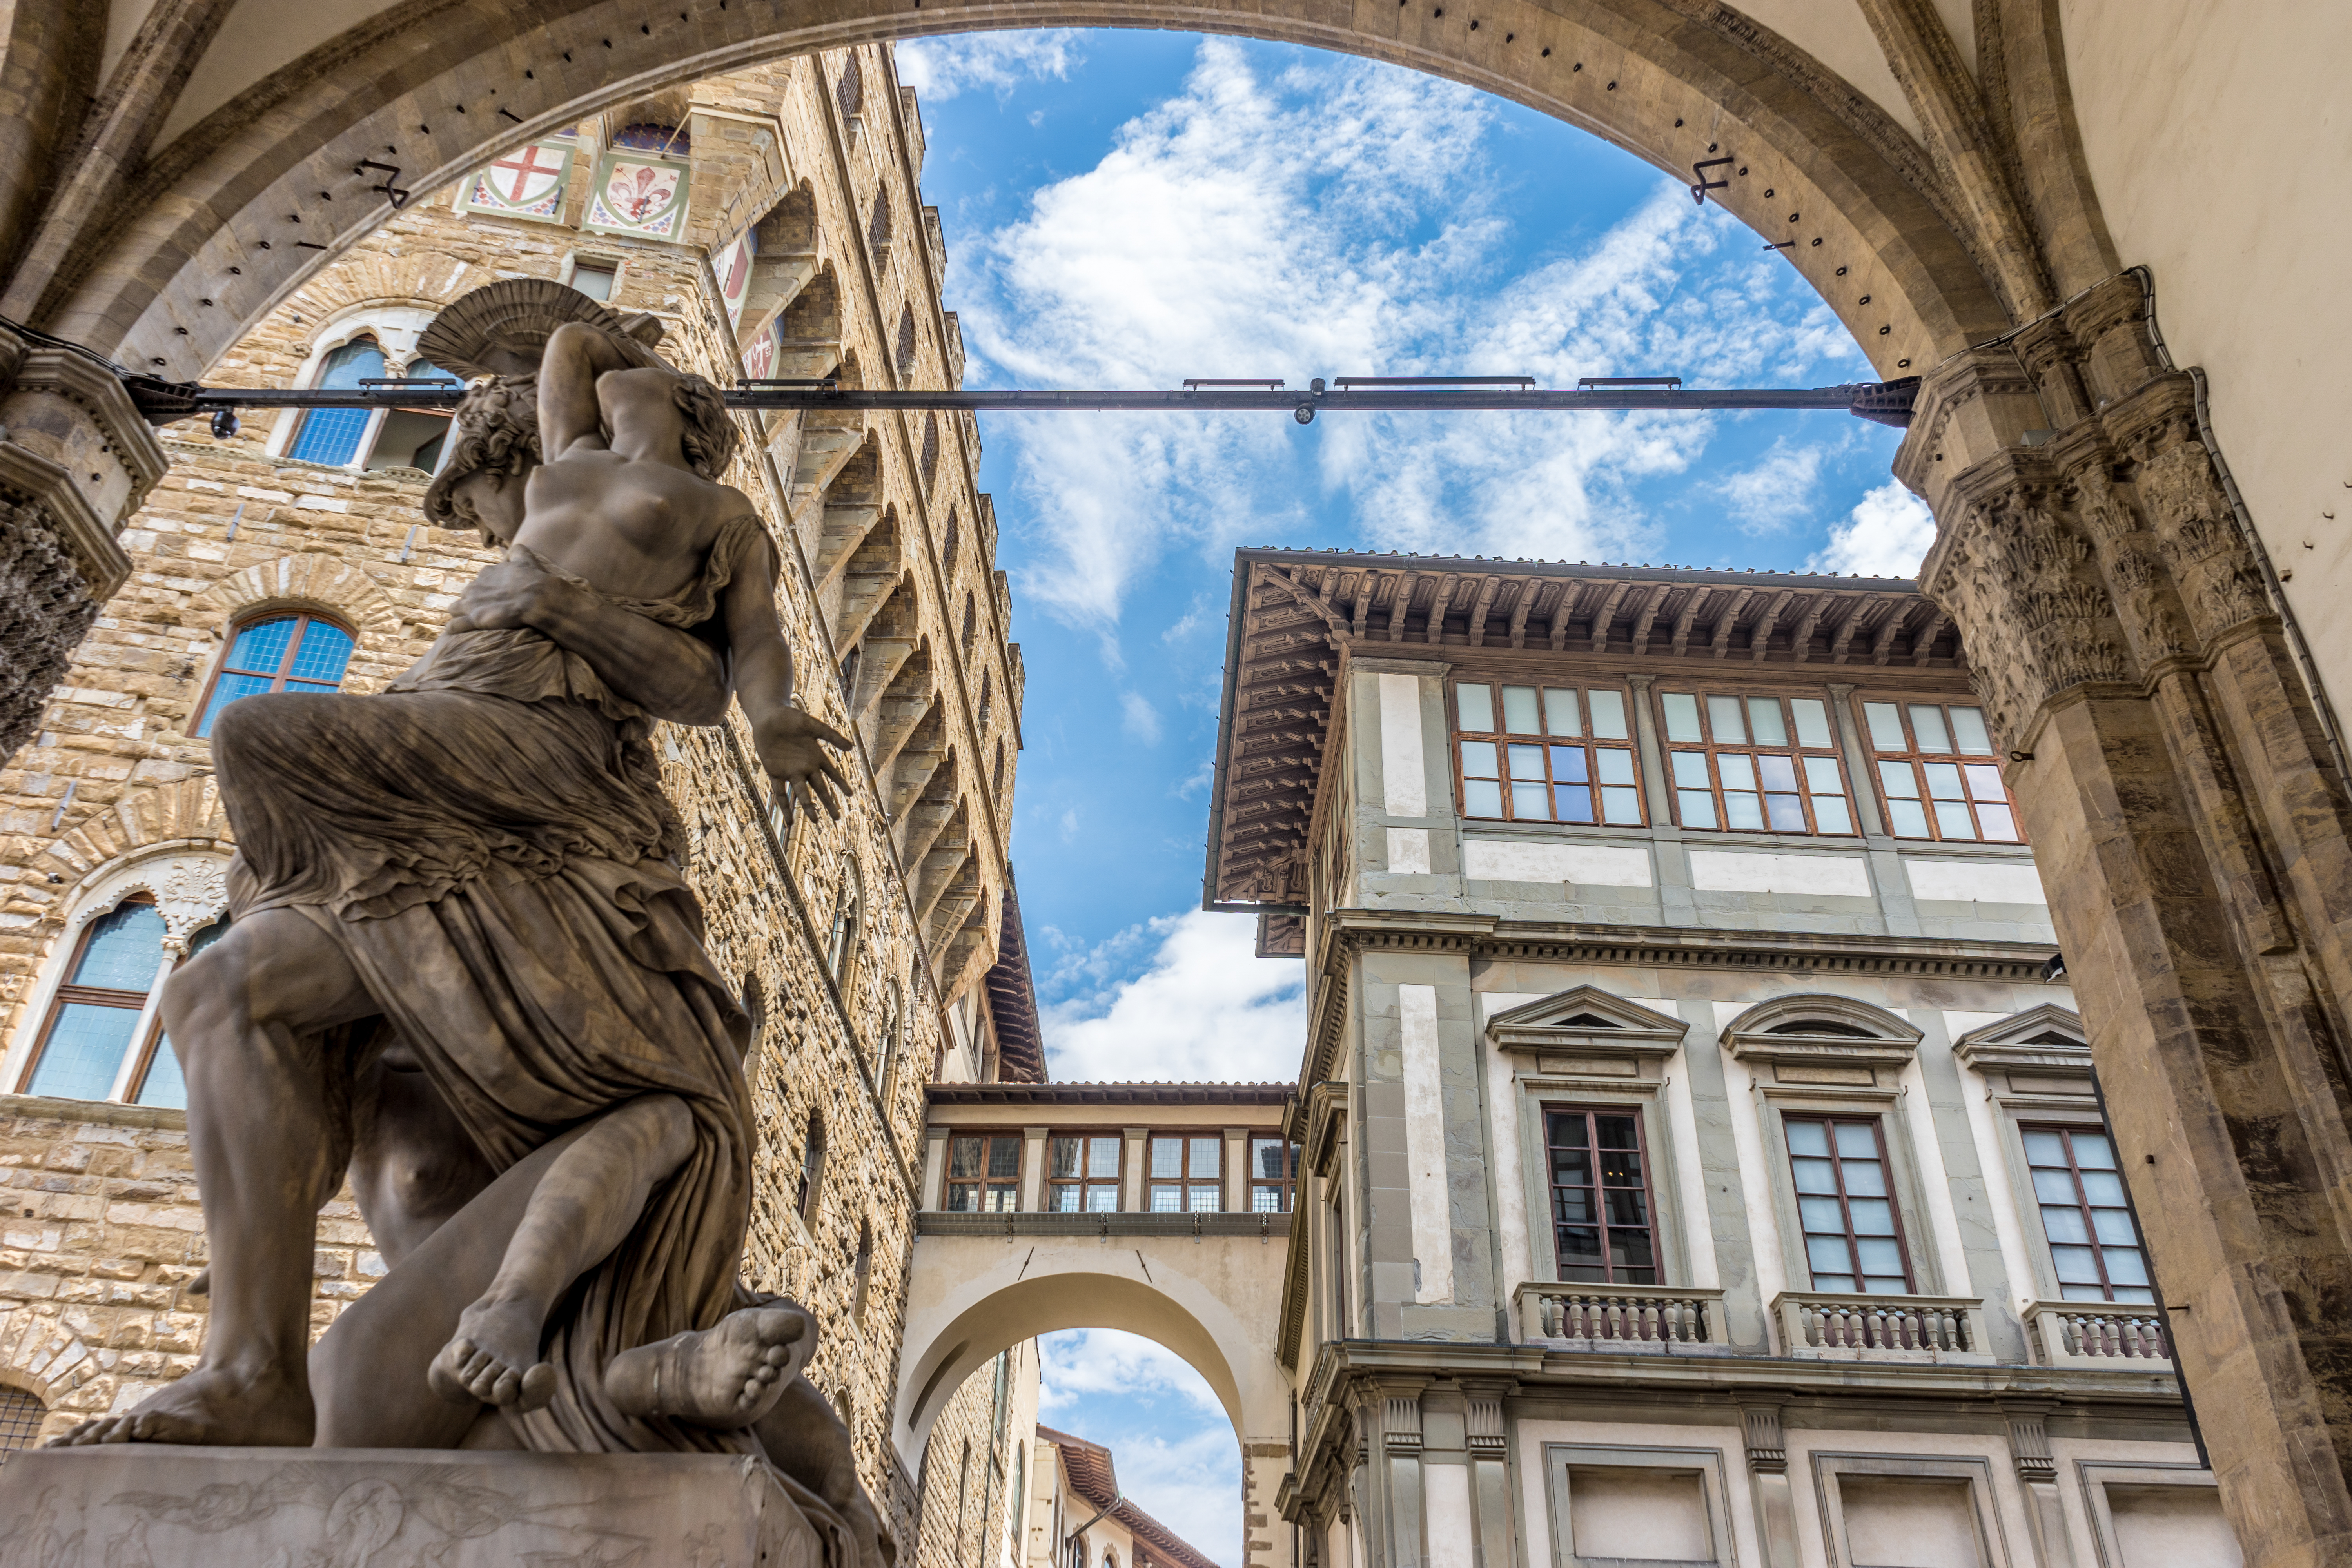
[0,1443,826,1566]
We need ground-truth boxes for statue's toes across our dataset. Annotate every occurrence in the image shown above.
[518,1362,558,1413]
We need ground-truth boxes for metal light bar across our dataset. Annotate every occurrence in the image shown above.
[122,374,1919,427]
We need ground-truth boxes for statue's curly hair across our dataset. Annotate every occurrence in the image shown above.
[422,376,542,544]
[671,372,741,481]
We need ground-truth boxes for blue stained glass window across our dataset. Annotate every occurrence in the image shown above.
[196,615,356,736]
[287,338,387,465]
[25,902,166,1102]
[69,901,166,989]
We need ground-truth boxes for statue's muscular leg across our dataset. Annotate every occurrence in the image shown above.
[428,1093,698,1411]
[56,908,377,1447]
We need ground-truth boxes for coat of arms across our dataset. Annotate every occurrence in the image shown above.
[713,230,755,330]
[584,153,690,239]
[458,139,575,223]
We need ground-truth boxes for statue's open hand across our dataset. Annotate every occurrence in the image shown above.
[754,706,853,821]
[446,559,569,635]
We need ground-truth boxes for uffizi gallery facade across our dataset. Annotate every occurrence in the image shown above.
[0,4,2341,1568]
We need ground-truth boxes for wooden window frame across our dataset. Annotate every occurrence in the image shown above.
[1046,1130,1124,1213]
[2021,1122,2154,1304]
[1652,688,1857,837]
[1144,1131,1224,1213]
[1249,1135,1298,1213]
[193,611,358,739]
[940,1129,1024,1212]
[1543,1103,1661,1285]
[1782,1113,1918,1294]
[1448,679,1647,827]
[20,896,162,1099]
[1855,696,2024,844]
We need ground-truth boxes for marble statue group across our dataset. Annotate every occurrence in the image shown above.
[48,284,889,1566]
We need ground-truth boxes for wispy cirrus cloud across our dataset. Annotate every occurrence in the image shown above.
[896,31,1086,103]
[1040,908,1303,1082]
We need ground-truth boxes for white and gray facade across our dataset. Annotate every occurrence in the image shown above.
[1207,549,2223,1568]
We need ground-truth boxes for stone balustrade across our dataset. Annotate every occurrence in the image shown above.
[1512,1282,1724,1349]
[2023,1300,2174,1370]
[1772,1291,1992,1364]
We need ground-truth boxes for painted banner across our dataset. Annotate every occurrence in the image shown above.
[740,318,780,382]
[457,137,576,223]
[584,152,691,240]
[712,228,756,330]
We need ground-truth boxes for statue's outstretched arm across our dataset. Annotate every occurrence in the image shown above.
[719,517,852,815]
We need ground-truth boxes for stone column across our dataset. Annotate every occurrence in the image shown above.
[1739,1404,1800,1568]
[0,328,163,762]
[1908,272,2352,1566]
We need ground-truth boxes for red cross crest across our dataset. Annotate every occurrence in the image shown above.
[487,143,566,207]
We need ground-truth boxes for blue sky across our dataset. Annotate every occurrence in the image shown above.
[893,30,1936,1563]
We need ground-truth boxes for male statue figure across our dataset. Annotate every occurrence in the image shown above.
[60,316,855,1471]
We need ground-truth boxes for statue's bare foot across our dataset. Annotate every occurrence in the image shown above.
[607,1306,810,1431]
[49,1364,312,1448]
[429,1293,558,1412]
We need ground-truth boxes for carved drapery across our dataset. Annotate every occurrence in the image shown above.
[1911,274,2352,1563]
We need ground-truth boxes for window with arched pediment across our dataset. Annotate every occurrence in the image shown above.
[13,860,234,1110]
[0,1382,44,1450]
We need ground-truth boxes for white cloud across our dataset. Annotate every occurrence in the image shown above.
[1042,908,1303,1082]
[1121,691,1163,745]
[895,31,1084,103]
[1804,479,1937,577]
[1040,1330,1239,1566]
[951,39,1871,632]
[1709,439,1829,535]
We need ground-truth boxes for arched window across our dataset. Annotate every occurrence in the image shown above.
[941,508,960,574]
[850,1219,874,1319]
[19,901,222,1107]
[960,595,978,657]
[287,337,388,465]
[918,410,938,479]
[826,859,862,982]
[992,739,1006,799]
[740,971,767,1065]
[877,982,902,1106]
[0,1383,46,1450]
[797,1109,828,1225]
[836,54,864,121]
[868,192,893,257]
[194,612,356,737]
[898,307,919,379]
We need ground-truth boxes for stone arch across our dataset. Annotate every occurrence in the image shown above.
[35,3,2020,392]
[189,550,403,644]
[893,1254,1285,1470]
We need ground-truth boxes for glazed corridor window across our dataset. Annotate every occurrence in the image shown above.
[2024,1126,2154,1303]
[288,338,387,464]
[1250,1136,1298,1212]
[194,614,356,738]
[1453,682,1642,826]
[1860,701,2021,842]
[1545,1108,1656,1283]
[1658,691,1855,835]
[1785,1116,1913,1294]
[1049,1133,1123,1212]
[943,1132,1022,1212]
[1147,1135,1222,1212]
[20,901,221,1107]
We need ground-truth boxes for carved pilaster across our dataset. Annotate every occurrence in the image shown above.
[1906,272,2352,1567]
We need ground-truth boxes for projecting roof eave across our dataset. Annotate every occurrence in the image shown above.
[1201,546,1967,915]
